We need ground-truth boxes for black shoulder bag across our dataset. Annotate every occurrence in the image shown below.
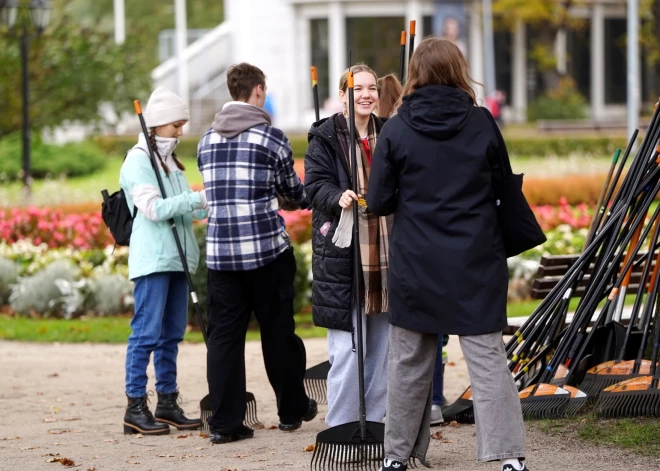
[484,108,546,257]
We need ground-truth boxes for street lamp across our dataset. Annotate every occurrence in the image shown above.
[0,0,52,200]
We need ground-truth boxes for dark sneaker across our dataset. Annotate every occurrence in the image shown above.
[278,399,318,431]
[380,458,407,470]
[209,425,254,444]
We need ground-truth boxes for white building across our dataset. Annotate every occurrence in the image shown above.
[152,0,645,134]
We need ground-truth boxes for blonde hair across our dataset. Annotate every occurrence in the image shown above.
[377,74,402,118]
[339,63,378,93]
[398,38,478,108]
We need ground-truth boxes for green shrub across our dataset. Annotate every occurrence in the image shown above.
[0,257,19,305]
[0,134,106,180]
[9,259,79,317]
[527,77,589,121]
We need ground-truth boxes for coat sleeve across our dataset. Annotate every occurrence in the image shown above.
[304,137,343,217]
[120,151,204,222]
[366,129,398,216]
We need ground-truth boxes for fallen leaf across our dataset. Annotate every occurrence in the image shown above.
[319,417,325,421]
[103,439,117,443]
[47,429,73,435]
[51,443,61,446]
[157,454,175,458]
[44,417,57,423]
[45,453,61,457]
[48,373,59,378]
[46,458,59,463]
[269,451,276,455]
[87,468,97,471]
[146,449,154,452]
[449,421,459,427]
[232,454,248,458]
[1,436,20,440]
[126,461,140,465]
[61,417,81,422]
[69,403,76,406]
[176,434,189,439]
[268,425,277,430]
[472,432,476,437]
[59,458,75,466]
[303,444,315,452]
[448,362,456,367]
[21,446,39,450]
[134,433,144,438]
[442,440,453,444]
[199,433,209,438]
[431,431,443,440]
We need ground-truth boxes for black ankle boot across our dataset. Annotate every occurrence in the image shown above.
[155,391,201,430]
[123,394,170,435]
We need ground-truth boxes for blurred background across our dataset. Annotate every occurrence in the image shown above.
[0,0,656,339]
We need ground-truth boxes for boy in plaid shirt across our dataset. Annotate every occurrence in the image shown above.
[197,63,315,444]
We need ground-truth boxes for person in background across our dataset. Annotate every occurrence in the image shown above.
[304,63,392,428]
[376,74,402,118]
[198,62,316,445]
[367,38,528,471]
[120,87,208,435]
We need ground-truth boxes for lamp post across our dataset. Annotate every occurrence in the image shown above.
[0,0,52,200]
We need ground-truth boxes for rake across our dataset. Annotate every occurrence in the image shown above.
[311,69,384,471]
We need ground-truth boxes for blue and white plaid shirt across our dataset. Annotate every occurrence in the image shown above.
[198,123,308,271]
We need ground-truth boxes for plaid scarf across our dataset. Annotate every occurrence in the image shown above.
[334,113,392,315]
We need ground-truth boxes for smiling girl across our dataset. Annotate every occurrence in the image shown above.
[304,64,393,426]
[119,87,208,435]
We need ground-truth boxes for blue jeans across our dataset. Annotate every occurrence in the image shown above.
[125,271,188,398]
[432,334,448,406]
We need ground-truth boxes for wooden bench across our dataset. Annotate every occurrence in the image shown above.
[530,252,655,300]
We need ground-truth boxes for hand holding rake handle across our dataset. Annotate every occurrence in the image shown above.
[133,100,208,345]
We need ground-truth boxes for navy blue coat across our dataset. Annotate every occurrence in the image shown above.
[366,85,508,335]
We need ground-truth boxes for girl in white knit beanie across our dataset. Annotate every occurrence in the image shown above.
[119,87,208,435]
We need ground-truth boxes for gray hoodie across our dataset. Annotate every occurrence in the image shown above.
[211,101,272,138]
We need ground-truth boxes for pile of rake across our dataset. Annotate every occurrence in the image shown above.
[444,102,660,423]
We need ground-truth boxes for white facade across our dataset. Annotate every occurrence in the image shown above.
[152,0,638,133]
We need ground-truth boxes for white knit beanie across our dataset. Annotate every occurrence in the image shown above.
[143,87,190,128]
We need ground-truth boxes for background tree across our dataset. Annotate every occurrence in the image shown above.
[0,0,224,137]
[494,0,581,93]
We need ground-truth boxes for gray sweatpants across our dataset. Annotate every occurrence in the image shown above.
[385,325,526,465]
[325,310,389,427]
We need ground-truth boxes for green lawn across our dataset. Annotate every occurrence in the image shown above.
[0,156,202,208]
[0,154,614,208]
[536,415,660,457]
[0,312,326,344]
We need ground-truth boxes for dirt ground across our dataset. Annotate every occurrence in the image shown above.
[1,337,659,471]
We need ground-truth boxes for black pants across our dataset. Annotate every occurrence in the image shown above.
[206,248,309,433]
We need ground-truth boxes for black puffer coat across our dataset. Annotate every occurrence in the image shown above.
[366,85,508,336]
[304,114,386,332]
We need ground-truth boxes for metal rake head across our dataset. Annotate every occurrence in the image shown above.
[245,391,263,429]
[304,378,328,405]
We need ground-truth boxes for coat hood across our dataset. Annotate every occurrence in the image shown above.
[398,85,474,140]
[212,101,272,138]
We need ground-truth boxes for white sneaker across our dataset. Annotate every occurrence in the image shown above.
[430,404,444,426]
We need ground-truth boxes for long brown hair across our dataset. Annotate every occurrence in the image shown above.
[377,74,402,118]
[398,37,478,108]
[148,129,185,176]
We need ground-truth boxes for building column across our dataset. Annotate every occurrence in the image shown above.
[406,0,423,49]
[468,0,485,103]
[291,5,310,130]
[590,3,605,119]
[512,19,527,122]
[555,29,567,75]
[328,1,346,96]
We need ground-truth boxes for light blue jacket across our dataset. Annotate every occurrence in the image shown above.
[119,138,207,280]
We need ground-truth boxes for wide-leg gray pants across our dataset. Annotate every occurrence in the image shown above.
[385,325,526,465]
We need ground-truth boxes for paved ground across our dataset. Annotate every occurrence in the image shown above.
[1,338,658,471]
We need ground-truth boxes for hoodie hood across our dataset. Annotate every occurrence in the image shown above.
[398,85,473,140]
[212,101,272,138]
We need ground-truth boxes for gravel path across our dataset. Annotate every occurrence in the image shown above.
[1,338,658,470]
